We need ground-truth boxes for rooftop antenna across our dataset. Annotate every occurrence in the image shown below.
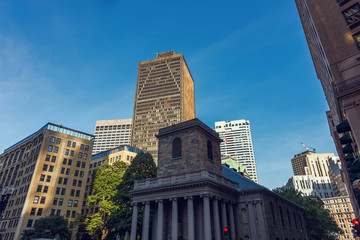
[301,142,315,152]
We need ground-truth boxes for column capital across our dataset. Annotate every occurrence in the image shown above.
[169,197,178,202]
[200,193,211,198]
[131,202,138,207]
[142,201,150,205]
[155,199,163,203]
[185,195,193,200]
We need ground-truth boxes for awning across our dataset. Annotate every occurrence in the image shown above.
[336,119,351,133]
[340,133,353,145]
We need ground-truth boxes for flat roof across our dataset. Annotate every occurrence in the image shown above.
[4,123,94,153]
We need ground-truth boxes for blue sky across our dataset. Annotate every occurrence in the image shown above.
[0,0,336,188]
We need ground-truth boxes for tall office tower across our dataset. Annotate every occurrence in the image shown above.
[295,0,360,214]
[93,119,132,154]
[214,120,258,183]
[0,123,94,240]
[329,156,349,197]
[291,150,334,177]
[131,51,195,162]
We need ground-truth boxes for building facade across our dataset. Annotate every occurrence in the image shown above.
[295,0,360,214]
[285,175,334,198]
[291,150,334,177]
[323,196,356,240]
[92,119,132,154]
[0,123,94,240]
[130,118,307,240]
[214,120,258,183]
[130,50,195,163]
[329,157,349,197]
[82,145,146,215]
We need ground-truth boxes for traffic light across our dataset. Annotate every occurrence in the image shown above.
[352,219,360,236]
[223,227,229,239]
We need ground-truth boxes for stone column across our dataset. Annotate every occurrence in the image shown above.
[186,196,195,240]
[229,203,236,240]
[203,195,212,240]
[156,200,163,240]
[212,198,221,240]
[255,200,267,240]
[130,202,138,240]
[152,204,158,240]
[142,201,150,240]
[171,198,178,240]
[221,200,228,228]
[234,204,241,237]
[247,201,258,240]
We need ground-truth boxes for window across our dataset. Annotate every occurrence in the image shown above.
[45,155,50,161]
[51,209,56,215]
[68,159,72,166]
[49,166,54,172]
[36,185,42,192]
[78,152,83,158]
[58,177,63,184]
[61,167,65,174]
[56,187,60,194]
[70,150,74,157]
[68,200,73,207]
[353,32,360,49]
[42,164,48,171]
[72,142,76,148]
[59,198,63,206]
[56,138,61,144]
[75,170,79,177]
[73,180,77,186]
[39,174,45,181]
[81,162,86,168]
[83,153,87,160]
[65,149,69,156]
[67,141,71,147]
[66,210,71,217]
[80,171,84,177]
[76,190,80,197]
[64,178,68,185]
[61,188,66,195]
[51,156,56,162]
[53,198,58,205]
[71,189,75,196]
[66,169,70,175]
[72,211,76,218]
[40,197,46,204]
[80,144,84,150]
[54,147,59,153]
[207,140,213,161]
[50,137,56,143]
[343,4,360,26]
[26,219,33,228]
[33,196,39,204]
[48,145,53,152]
[43,186,48,193]
[46,175,51,182]
[78,180,82,187]
[76,161,81,167]
[85,145,89,151]
[172,138,182,159]
[30,208,36,215]
[56,209,61,215]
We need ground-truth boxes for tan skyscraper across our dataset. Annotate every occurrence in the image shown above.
[130,51,195,162]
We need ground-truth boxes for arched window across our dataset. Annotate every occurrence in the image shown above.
[287,209,292,228]
[207,140,213,161]
[172,138,182,159]
[279,206,284,227]
[293,211,298,229]
[270,201,276,225]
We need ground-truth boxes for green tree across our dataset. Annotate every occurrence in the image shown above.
[21,214,71,240]
[105,152,157,239]
[273,187,342,240]
[87,160,128,240]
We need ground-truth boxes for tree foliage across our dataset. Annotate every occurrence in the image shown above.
[105,152,157,239]
[273,187,342,240]
[21,215,71,240]
[86,160,128,239]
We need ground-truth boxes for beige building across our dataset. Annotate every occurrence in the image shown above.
[295,0,360,214]
[82,145,146,215]
[323,196,356,240]
[0,123,94,240]
[329,157,349,197]
[291,150,334,177]
[93,119,132,154]
[130,50,195,163]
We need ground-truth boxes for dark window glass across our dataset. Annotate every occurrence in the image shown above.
[68,159,72,166]
[48,145,53,152]
[59,198,63,206]
[56,138,61,144]
[30,208,36,215]
[67,141,71,147]
[43,186,48,193]
[50,137,55,143]
[172,138,182,159]
[343,4,360,25]
[51,156,56,162]
[45,155,50,161]
[36,185,42,192]
[207,140,213,161]
[54,147,59,153]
